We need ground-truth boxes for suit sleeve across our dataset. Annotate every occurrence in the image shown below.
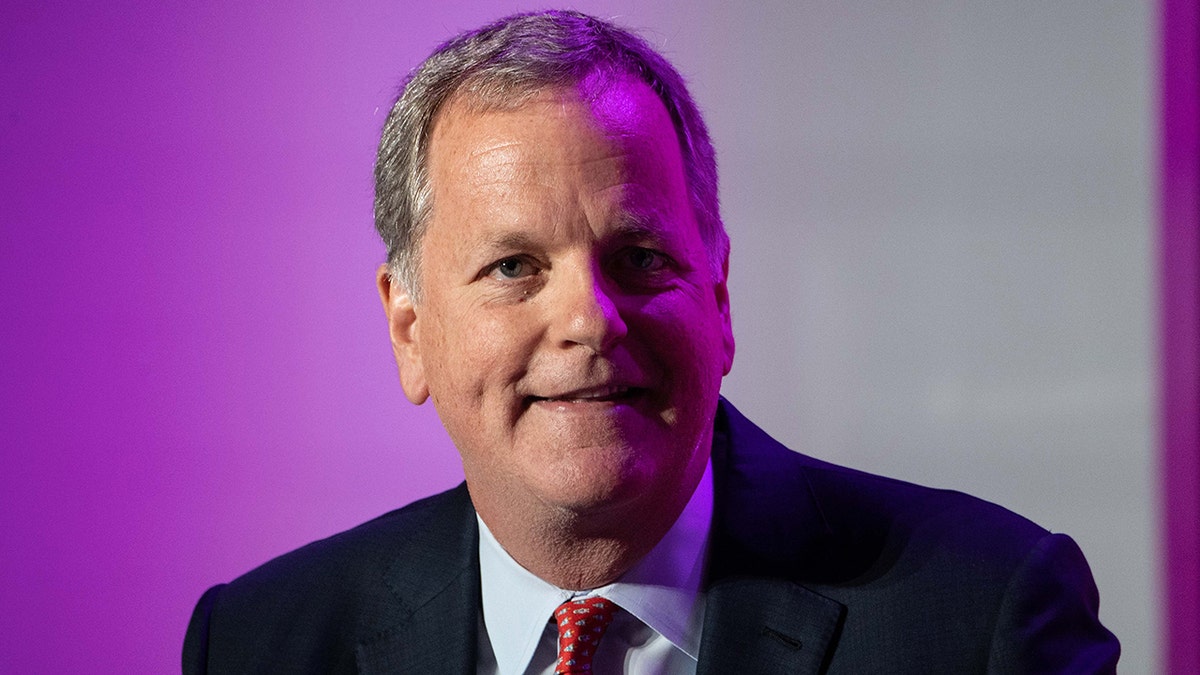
[986,533,1119,674]
[182,584,225,675]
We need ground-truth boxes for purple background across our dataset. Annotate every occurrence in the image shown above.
[2,3,470,671]
[1,2,1185,672]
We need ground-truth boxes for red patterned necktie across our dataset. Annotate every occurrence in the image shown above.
[552,596,620,674]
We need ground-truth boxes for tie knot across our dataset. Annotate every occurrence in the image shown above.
[553,596,620,674]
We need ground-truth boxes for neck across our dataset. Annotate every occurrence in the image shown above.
[469,466,705,590]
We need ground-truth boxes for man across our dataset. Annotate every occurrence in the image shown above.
[184,10,1119,673]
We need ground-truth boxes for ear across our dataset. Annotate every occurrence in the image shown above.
[376,263,430,404]
[716,254,735,376]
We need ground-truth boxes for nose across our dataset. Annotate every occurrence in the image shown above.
[548,262,628,354]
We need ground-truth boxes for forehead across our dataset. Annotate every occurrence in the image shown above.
[428,75,683,180]
[422,77,692,241]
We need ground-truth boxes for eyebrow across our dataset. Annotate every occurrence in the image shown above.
[609,211,668,244]
[481,231,541,254]
[474,212,669,253]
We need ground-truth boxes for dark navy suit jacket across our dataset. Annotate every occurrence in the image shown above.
[184,400,1119,673]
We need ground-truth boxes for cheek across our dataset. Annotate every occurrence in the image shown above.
[427,307,537,400]
[632,297,728,417]
[641,294,726,362]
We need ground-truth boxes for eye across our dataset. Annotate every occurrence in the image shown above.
[487,256,536,280]
[621,247,666,272]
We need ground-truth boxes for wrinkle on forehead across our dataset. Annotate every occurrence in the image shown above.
[459,138,527,188]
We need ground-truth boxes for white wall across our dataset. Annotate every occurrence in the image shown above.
[674,2,1156,669]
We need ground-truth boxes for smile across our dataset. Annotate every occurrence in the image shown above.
[526,385,644,406]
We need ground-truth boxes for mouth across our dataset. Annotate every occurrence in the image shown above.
[525,385,645,407]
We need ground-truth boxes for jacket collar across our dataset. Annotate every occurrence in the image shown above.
[698,399,846,673]
[355,484,480,675]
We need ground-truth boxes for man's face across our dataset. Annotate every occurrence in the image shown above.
[379,76,734,525]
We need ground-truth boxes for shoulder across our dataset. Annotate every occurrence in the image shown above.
[183,484,476,673]
[713,398,1047,581]
[711,399,1119,671]
[215,483,472,611]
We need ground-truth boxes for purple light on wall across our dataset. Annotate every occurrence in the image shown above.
[1159,0,1200,671]
[0,3,469,671]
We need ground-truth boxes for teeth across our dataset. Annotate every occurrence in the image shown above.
[544,385,629,401]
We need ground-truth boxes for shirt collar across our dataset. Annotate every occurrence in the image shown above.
[477,458,713,674]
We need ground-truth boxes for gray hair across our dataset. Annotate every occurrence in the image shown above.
[373,9,727,299]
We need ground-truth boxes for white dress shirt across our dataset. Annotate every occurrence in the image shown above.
[475,459,714,675]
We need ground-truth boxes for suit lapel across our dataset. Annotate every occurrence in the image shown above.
[698,400,849,672]
[698,578,844,675]
[356,484,480,675]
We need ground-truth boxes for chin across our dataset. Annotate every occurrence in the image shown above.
[542,454,677,516]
